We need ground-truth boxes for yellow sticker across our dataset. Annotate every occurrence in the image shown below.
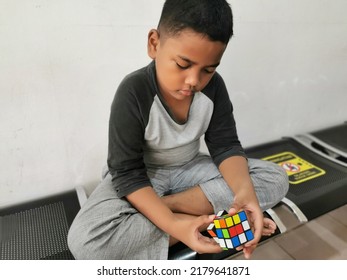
[262,152,326,184]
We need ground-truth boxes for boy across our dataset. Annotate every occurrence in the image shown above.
[68,0,288,259]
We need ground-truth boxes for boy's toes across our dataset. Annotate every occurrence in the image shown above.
[262,217,276,236]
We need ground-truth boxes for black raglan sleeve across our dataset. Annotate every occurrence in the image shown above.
[107,70,154,198]
[204,73,247,167]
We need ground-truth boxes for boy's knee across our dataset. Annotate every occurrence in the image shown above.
[67,219,99,260]
[67,223,86,259]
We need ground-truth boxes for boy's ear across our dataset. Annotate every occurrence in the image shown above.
[147,29,160,59]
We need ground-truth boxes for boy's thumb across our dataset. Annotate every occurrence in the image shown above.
[228,205,240,216]
[198,214,215,226]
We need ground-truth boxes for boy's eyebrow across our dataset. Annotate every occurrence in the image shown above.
[177,55,220,68]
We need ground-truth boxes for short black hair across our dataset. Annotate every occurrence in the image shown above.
[158,0,233,44]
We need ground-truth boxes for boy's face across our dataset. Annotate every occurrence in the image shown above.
[148,28,227,102]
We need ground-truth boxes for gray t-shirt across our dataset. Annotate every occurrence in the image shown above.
[107,61,245,198]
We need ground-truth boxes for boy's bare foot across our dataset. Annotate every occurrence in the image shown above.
[262,217,276,236]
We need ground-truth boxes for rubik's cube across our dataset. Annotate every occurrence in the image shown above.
[207,210,254,250]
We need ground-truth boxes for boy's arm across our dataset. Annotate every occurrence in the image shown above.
[219,156,264,258]
[126,186,222,254]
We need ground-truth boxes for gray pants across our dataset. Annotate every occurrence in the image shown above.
[67,154,288,259]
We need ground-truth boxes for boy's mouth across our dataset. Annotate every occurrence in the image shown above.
[179,89,194,96]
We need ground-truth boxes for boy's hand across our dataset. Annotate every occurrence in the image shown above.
[228,193,264,259]
[219,156,266,259]
[173,214,223,254]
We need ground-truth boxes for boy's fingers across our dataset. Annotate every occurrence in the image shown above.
[200,240,223,254]
[235,245,244,251]
[194,232,222,254]
[228,206,239,216]
[243,245,256,259]
[253,215,264,243]
[199,214,216,228]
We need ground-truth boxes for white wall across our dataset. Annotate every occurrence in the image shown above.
[223,0,347,146]
[1,0,346,208]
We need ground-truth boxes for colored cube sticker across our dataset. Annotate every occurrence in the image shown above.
[207,210,254,250]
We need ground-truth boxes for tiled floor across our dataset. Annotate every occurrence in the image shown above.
[228,204,347,260]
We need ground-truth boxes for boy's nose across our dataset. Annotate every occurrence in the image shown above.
[185,69,200,88]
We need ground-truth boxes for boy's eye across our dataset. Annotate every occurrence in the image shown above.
[176,62,190,70]
[204,68,215,74]
[175,62,216,74]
